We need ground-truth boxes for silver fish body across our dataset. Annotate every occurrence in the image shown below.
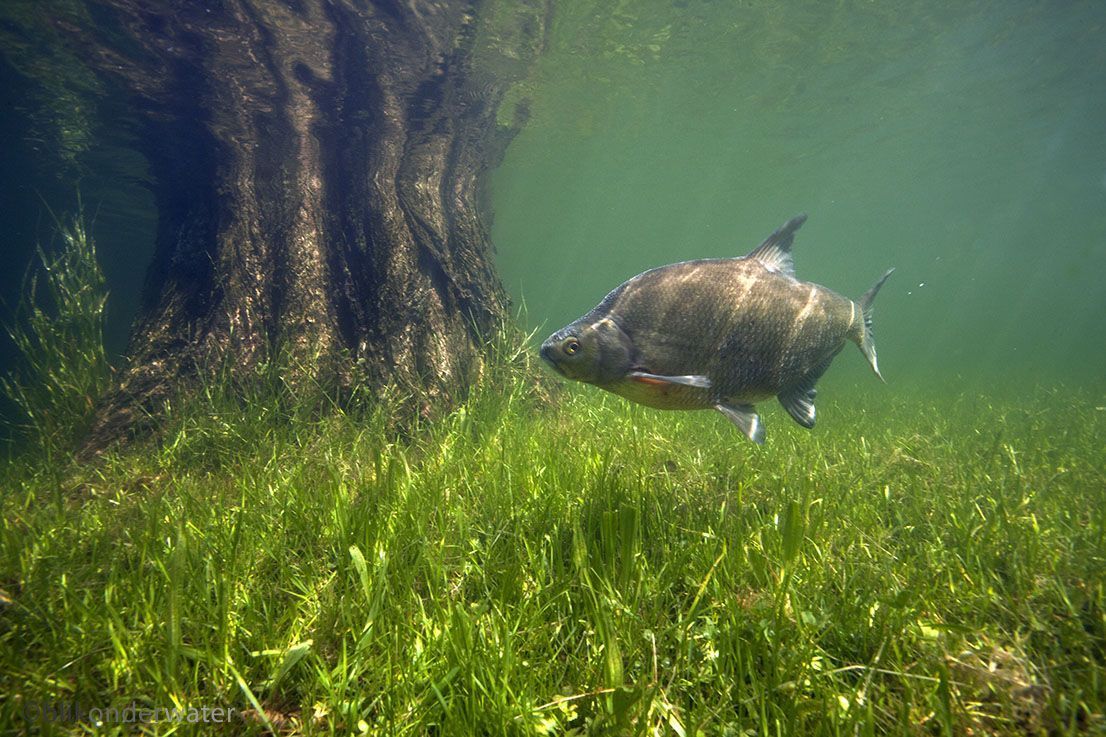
[540,215,893,443]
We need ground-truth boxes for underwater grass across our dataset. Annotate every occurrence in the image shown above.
[1,211,1105,735]
[1,345,1105,734]
[1,206,112,459]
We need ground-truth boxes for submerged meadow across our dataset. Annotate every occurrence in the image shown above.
[4,379,1106,735]
[2,1,1106,734]
[1,230,1104,733]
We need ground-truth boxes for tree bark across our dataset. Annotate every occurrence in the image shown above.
[57,0,548,452]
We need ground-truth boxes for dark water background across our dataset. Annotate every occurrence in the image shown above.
[0,55,155,373]
[2,0,1104,407]
[490,1,1106,391]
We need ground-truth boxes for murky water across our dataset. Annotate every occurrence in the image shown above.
[490,1,1106,388]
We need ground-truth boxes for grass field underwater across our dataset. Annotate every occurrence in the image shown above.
[2,313,1105,734]
[3,0,1106,735]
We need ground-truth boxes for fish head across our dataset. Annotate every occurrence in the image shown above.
[540,316,634,387]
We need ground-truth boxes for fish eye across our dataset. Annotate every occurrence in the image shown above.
[562,337,581,356]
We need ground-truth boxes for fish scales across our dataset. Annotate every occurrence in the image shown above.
[541,215,893,443]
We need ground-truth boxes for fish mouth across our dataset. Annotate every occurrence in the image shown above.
[539,343,564,375]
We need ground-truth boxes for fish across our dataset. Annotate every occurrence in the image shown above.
[539,214,894,443]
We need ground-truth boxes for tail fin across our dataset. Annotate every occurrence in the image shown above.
[855,268,895,382]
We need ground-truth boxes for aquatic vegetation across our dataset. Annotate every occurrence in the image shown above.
[1,242,1104,732]
[1,208,112,459]
[2,343,1103,733]
[1,1,1104,733]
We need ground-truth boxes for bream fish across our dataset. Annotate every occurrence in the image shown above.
[540,215,894,443]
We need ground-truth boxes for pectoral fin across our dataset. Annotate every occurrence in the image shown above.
[715,402,765,444]
[628,371,712,389]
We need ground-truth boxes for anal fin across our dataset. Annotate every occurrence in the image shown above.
[778,384,817,429]
[777,353,835,430]
[628,371,711,389]
[715,402,765,444]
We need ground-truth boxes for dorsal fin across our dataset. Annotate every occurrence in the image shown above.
[745,214,808,277]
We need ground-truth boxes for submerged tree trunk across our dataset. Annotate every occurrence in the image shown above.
[58,0,548,452]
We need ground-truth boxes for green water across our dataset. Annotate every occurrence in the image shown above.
[490,1,1106,388]
[3,4,1106,731]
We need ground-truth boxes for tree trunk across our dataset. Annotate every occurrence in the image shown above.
[58,0,548,452]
